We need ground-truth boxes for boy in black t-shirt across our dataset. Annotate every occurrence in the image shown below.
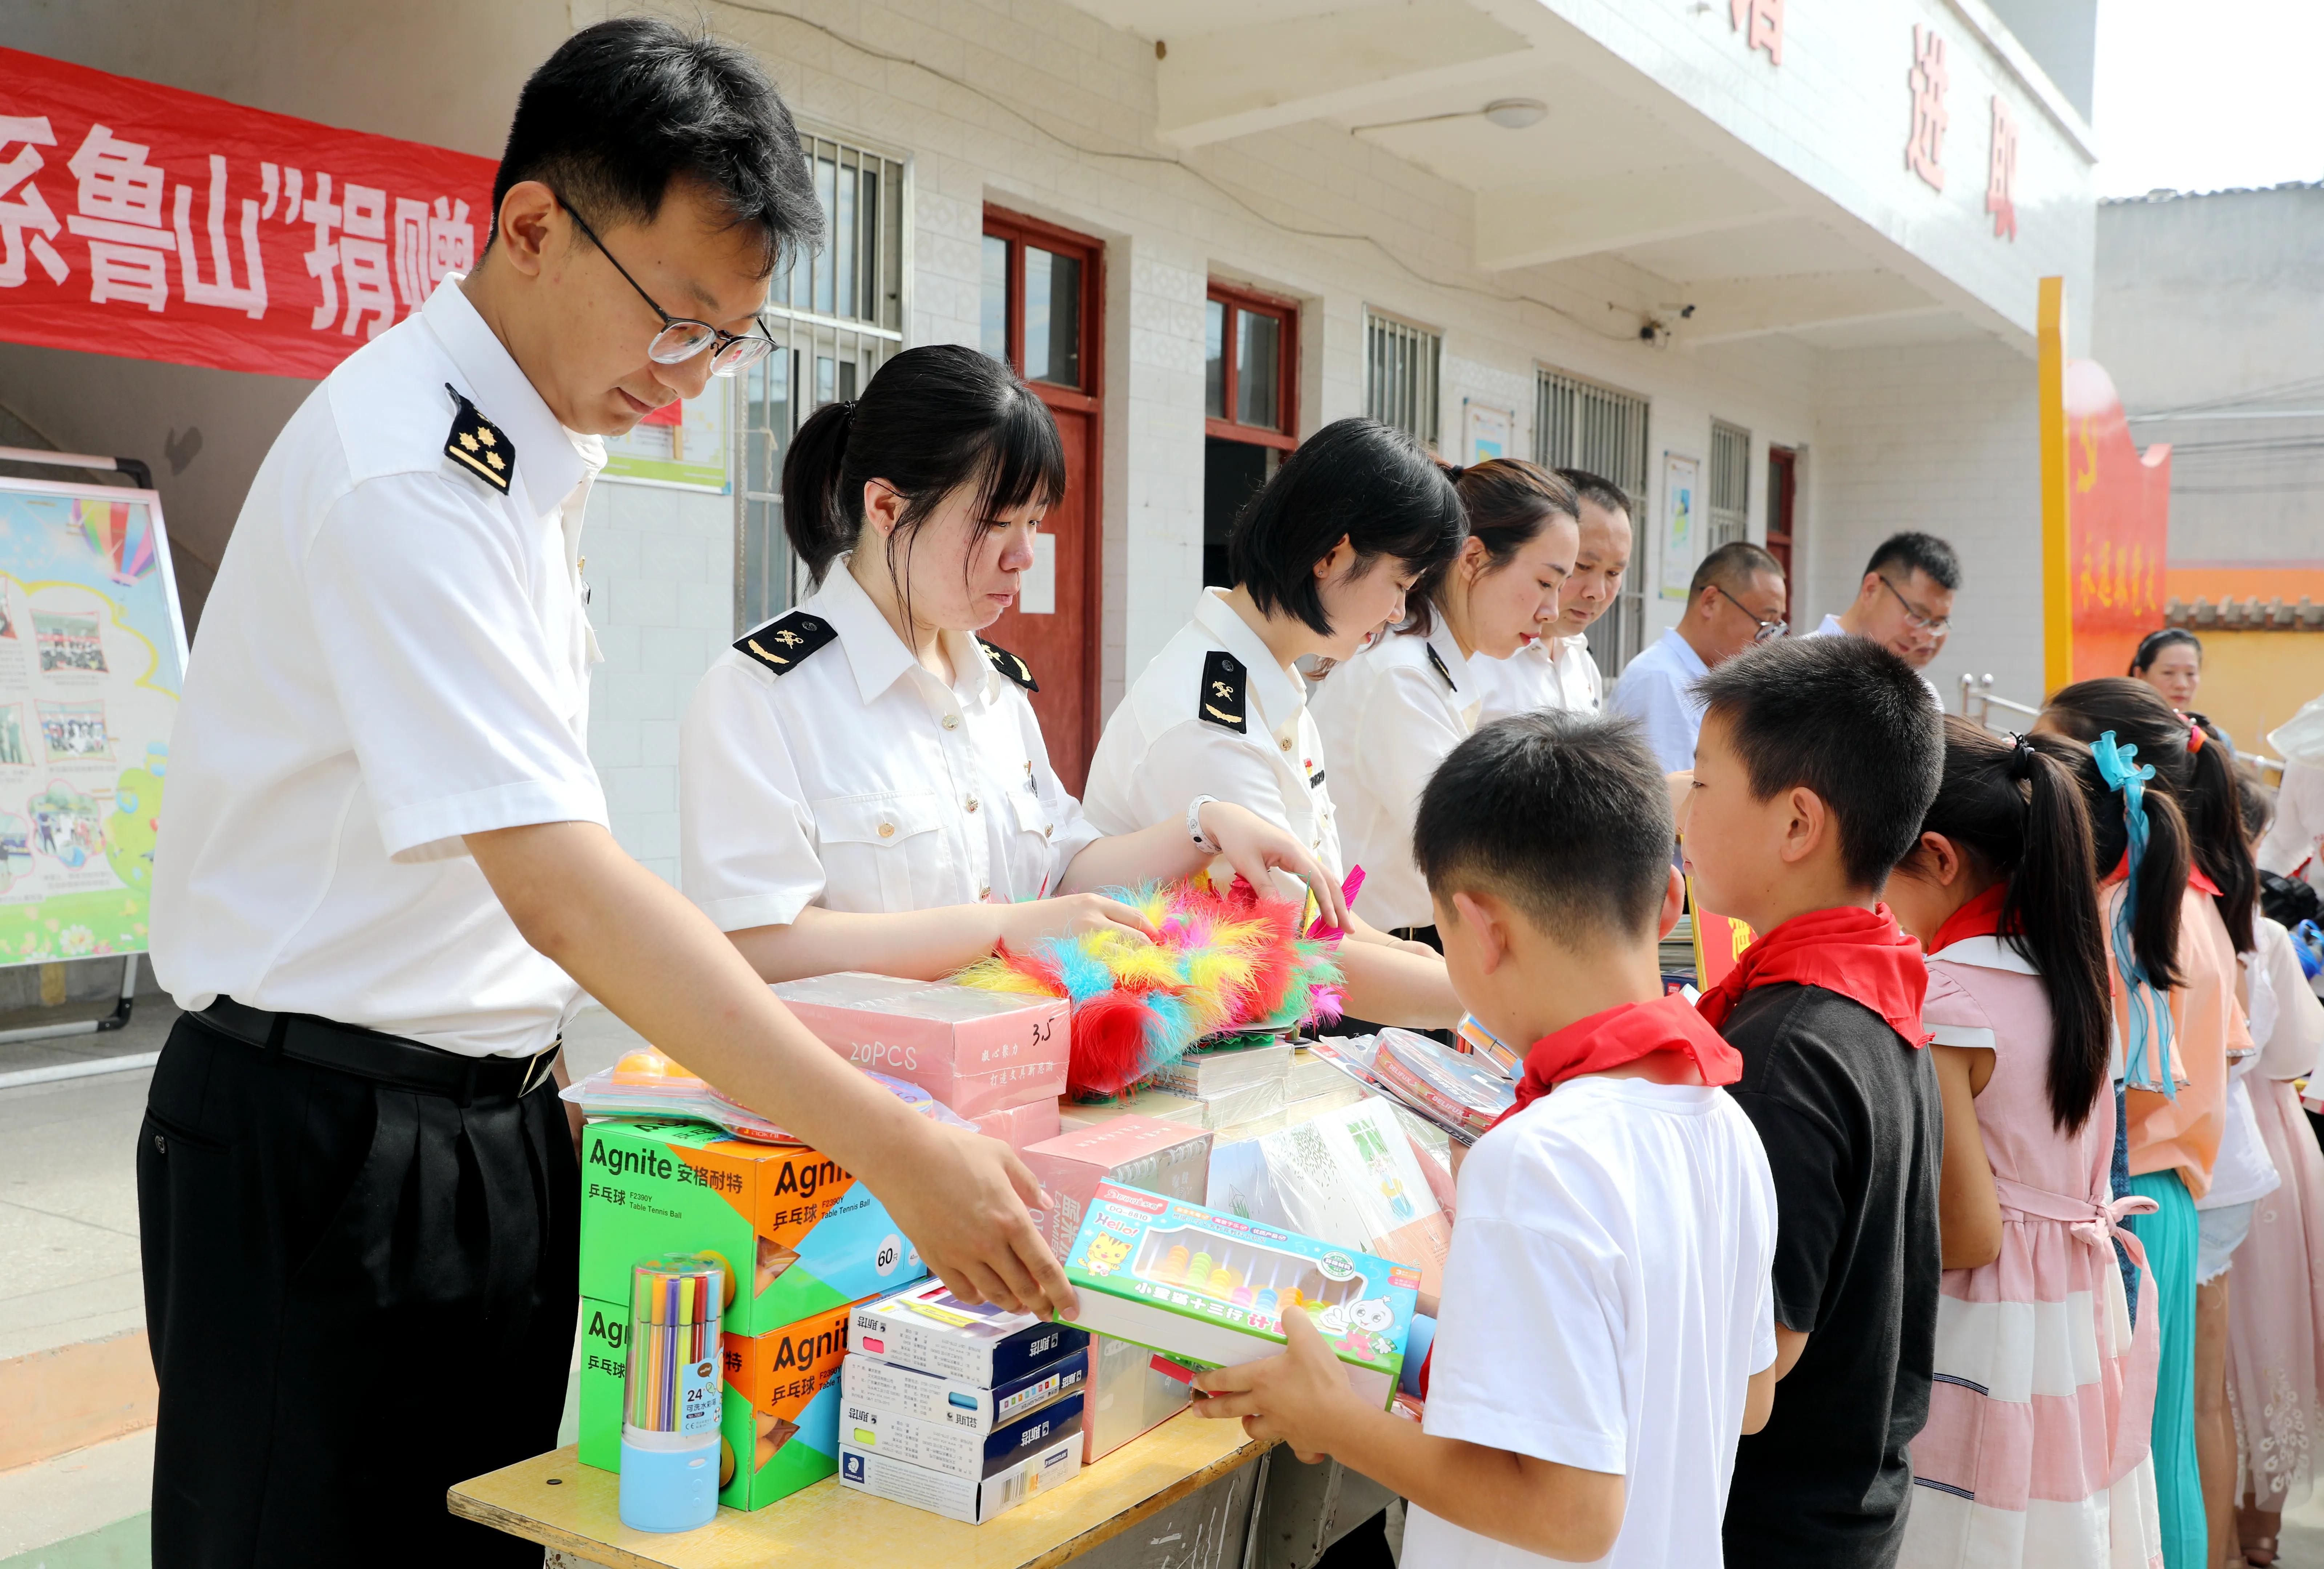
[1679,637,1945,1569]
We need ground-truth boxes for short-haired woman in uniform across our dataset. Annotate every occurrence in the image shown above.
[679,345,1343,986]
[1081,418,1465,1028]
[1310,460,1579,947]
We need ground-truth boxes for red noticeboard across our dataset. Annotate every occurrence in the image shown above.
[0,46,496,379]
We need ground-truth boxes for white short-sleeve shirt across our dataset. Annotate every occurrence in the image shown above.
[1082,588,1342,886]
[1403,1076,1778,1569]
[1308,615,1478,931]
[678,560,1102,930]
[149,277,608,1058]
[1807,613,1947,709]
[1468,632,1603,723]
[1604,627,1711,774]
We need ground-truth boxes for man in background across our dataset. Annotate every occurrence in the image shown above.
[1807,531,1960,706]
[1607,541,1787,773]
[1470,468,1635,722]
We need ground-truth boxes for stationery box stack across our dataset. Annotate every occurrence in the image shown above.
[1146,1039,1292,1098]
[772,972,1068,1146]
[1063,1182,1420,1409]
[838,1280,1091,1523]
[1059,1078,1285,1133]
[579,1120,927,1336]
[1021,1115,1214,1262]
[577,1296,859,1510]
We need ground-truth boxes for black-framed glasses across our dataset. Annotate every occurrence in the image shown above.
[1713,583,1788,643]
[561,199,774,377]
[1876,574,1952,634]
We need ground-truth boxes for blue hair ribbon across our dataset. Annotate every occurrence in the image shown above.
[2094,730,2175,1097]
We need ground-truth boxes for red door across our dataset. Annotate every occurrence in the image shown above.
[1766,445,1799,625]
[982,206,1103,792]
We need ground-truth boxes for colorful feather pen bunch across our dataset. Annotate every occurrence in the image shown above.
[952,875,1345,1099]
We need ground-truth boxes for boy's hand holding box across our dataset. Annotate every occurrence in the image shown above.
[1062,1182,1419,1409]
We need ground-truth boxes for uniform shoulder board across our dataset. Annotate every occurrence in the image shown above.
[442,383,514,494]
[979,637,1038,693]
[734,610,836,677]
[1198,649,1247,734]
[1425,644,1459,693]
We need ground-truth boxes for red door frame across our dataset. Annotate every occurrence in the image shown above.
[984,203,1104,787]
[1205,280,1300,451]
[1766,445,1799,623]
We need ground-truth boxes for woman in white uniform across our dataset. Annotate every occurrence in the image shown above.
[1082,418,1465,1029]
[680,344,1343,983]
[1311,460,1578,945]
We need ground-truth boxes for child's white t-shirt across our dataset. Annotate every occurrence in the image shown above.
[1401,1075,1778,1569]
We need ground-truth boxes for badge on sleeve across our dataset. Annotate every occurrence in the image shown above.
[1426,645,1459,693]
[1198,650,1247,734]
[979,637,1038,693]
[442,383,514,493]
[735,611,835,676]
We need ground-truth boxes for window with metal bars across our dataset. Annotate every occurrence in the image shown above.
[1365,311,1441,450]
[1535,368,1650,675]
[1708,421,1751,551]
[733,133,909,634]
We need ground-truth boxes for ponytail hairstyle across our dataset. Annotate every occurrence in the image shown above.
[2043,679,2255,954]
[1909,719,2110,1132]
[780,344,1066,599]
[1228,418,1466,638]
[1400,459,1578,638]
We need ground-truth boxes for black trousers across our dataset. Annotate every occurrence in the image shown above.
[138,1012,578,1567]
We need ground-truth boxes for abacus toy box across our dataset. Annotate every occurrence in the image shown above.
[580,1119,926,1336]
[1062,1183,1419,1409]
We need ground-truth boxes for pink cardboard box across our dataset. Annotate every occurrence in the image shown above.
[771,972,1067,1120]
[1022,1116,1213,1263]
[973,1098,1062,1153]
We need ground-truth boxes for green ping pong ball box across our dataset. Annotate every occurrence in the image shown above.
[578,1294,859,1511]
[580,1119,927,1337]
[1061,1182,1419,1410]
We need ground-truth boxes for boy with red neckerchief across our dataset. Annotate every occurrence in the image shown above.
[1195,711,1781,1569]
[1681,637,1946,1569]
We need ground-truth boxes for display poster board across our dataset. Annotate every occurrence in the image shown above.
[1462,401,1511,465]
[1659,452,1700,602]
[600,382,732,491]
[0,478,189,966]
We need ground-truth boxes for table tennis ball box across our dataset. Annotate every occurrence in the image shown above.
[1021,1116,1213,1262]
[580,1119,926,1337]
[576,1296,857,1510]
[772,972,1069,1119]
[1061,1182,1419,1409]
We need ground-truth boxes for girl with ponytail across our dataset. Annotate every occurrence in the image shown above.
[1886,720,2163,1566]
[1309,460,1579,941]
[2043,678,2259,1569]
[678,344,1347,996]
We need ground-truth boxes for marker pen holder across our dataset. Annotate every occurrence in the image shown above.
[619,1252,726,1533]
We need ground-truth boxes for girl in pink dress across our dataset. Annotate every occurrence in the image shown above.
[1889,720,2163,1569]
[2230,783,2324,1567]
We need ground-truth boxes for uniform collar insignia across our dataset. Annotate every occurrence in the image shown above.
[442,383,515,495]
[1199,649,1248,734]
[735,609,837,676]
[979,637,1038,693]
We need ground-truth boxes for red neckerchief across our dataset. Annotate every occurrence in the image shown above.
[1487,992,1743,1132]
[1928,881,2012,953]
[1696,903,1932,1048]
[2107,852,2220,899]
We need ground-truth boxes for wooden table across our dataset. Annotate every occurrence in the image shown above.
[450,1413,1272,1569]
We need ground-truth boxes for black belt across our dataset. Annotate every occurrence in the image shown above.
[190,995,561,1106]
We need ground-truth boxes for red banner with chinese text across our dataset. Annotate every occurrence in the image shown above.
[0,47,495,381]
[2066,358,2172,682]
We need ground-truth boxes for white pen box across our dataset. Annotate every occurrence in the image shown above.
[839,1430,1081,1524]
[850,1280,1090,1386]
[842,1390,1085,1482]
[840,1347,1087,1435]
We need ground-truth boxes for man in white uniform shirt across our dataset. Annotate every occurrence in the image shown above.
[141,25,1071,1565]
[1804,531,1958,708]
[1606,541,1787,773]
[1469,468,1633,722]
